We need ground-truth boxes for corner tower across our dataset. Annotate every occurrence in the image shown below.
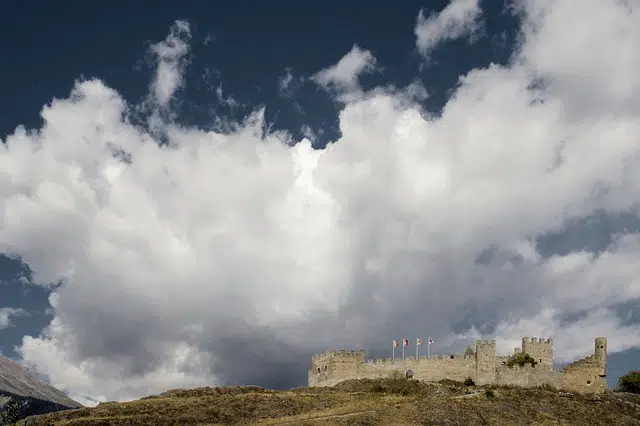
[475,340,496,385]
[594,337,607,377]
[309,349,364,387]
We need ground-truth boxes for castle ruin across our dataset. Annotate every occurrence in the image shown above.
[309,336,608,394]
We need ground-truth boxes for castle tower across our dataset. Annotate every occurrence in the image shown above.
[475,340,496,385]
[521,337,553,370]
[594,337,607,377]
[309,349,364,386]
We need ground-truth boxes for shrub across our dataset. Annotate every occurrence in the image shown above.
[617,370,640,394]
[485,389,495,400]
[506,352,538,368]
[389,370,405,380]
[463,377,475,386]
[539,383,557,392]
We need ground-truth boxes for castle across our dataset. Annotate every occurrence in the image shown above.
[309,337,608,394]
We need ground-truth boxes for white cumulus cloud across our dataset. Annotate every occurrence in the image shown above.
[148,19,191,108]
[311,44,379,101]
[0,307,28,329]
[415,0,483,59]
[279,67,305,98]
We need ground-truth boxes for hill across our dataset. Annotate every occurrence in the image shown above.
[0,356,83,424]
[14,378,640,425]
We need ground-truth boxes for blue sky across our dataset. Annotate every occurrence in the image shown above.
[1,0,639,405]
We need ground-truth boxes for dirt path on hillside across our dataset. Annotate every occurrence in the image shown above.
[272,410,378,424]
[452,391,482,399]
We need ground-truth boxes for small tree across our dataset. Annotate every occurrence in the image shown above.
[0,399,22,425]
[506,352,538,368]
[617,370,640,394]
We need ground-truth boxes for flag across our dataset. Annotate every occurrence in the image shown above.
[428,338,434,345]
[393,339,398,348]
[403,339,408,347]
[417,338,422,346]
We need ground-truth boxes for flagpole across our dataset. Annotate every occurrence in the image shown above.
[402,341,405,361]
[392,342,395,361]
[428,338,431,359]
[416,338,419,359]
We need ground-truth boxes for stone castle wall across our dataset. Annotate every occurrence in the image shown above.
[360,355,476,384]
[309,337,608,394]
[496,364,563,388]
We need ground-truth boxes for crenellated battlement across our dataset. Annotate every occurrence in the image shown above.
[522,337,553,344]
[564,356,598,369]
[309,336,608,394]
[312,349,364,363]
[361,353,475,366]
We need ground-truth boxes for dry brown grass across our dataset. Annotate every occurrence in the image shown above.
[15,379,640,426]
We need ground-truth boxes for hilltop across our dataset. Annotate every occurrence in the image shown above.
[16,378,640,425]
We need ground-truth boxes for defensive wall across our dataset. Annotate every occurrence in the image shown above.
[309,337,608,394]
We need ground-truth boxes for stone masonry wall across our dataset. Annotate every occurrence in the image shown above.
[496,364,531,387]
[496,364,562,388]
[358,355,476,384]
[309,354,476,387]
[528,369,563,388]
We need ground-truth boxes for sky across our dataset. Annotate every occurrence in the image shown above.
[1,0,639,407]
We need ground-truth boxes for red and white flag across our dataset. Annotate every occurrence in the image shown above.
[428,338,434,345]
[393,339,398,348]
[403,339,409,347]
[417,338,422,346]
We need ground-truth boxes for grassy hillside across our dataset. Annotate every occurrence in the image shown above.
[16,379,640,425]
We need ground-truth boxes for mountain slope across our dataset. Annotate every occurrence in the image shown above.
[0,356,81,409]
[0,356,82,424]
